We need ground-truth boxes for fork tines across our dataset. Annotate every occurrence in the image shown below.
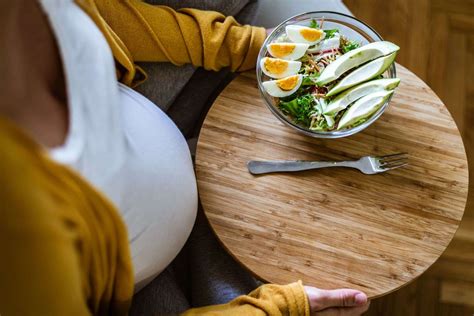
[377,153,409,170]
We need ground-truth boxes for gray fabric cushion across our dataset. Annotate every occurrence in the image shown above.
[255,0,353,28]
[135,0,254,112]
[134,63,196,112]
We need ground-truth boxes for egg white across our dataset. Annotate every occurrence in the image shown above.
[286,25,326,45]
[307,35,341,54]
[267,43,309,60]
[262,75,303,98]
[260,57,301,79]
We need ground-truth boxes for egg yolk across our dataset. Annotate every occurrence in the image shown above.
[300,28,324,42]
[276,76,299,91]
[269,43,296,58]
[264,58,289,74]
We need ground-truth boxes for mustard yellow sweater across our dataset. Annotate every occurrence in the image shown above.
[0,118,305,315]
[0,2,311,315]
[76,0,267,86]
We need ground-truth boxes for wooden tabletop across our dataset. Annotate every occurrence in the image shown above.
[195,64,469,298]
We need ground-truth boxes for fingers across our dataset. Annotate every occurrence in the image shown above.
[304,286,368,311]
[314,301,371,316]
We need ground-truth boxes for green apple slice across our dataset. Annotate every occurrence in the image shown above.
[337,90,394,130]
[326,52,397,97]
[324,78,400,115]
[316,41,399,86]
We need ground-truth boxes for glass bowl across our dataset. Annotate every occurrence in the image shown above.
[256,11,397,139]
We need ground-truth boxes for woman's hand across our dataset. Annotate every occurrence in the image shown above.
[304,286,370,316]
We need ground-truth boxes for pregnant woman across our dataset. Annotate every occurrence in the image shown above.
[0,0,369,315]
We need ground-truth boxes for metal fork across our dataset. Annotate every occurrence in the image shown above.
[247,153,408,175]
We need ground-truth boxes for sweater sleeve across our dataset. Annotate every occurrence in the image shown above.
[0,155,89,315]
[94,0,266,72]
[182,281,311,316]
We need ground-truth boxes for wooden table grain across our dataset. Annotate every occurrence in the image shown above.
[195,64,469,298]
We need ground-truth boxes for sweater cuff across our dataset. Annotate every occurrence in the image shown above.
[237,26,266,72]
[289,280,311,316]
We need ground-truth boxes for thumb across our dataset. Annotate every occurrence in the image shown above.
[305,287,368,311]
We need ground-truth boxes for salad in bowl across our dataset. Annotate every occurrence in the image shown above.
[257,12,400,138]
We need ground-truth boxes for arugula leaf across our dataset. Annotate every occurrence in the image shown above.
[279,94,316,127]
[341,40,360,53]
[324,29,339,39]
[301,74,320,86]
[309,19,319,29]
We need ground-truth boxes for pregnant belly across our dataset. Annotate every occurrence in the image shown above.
[116,84,198,290]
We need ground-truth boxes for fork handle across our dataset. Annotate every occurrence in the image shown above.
[247,160,355,175]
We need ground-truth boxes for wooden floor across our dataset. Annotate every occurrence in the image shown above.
[343,0,474,314]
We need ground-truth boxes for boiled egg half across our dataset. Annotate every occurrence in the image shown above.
[267,43,309,60]
[286,25,326,45]
[262,75,303,97]
[260,57,301,79]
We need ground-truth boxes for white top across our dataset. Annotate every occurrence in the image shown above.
[38,0,198,291]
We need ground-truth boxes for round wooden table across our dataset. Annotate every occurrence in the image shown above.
[195,64,469,298]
